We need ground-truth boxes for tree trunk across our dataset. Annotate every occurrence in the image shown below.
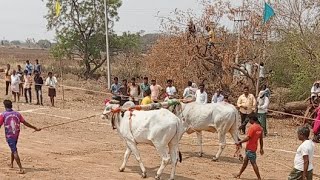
[83,58,91,79]
[269,100,309,113]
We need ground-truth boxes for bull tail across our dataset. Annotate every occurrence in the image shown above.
[171,119,183,163]
[235,111,241,139]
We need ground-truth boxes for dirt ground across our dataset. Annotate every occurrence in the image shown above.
[0,48,320,180]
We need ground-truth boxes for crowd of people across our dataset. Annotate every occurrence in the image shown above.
[4,60,58,106]
[110,76,271,136]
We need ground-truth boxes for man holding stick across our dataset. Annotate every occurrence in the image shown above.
[0,100,41,174]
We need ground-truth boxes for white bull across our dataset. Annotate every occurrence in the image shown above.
[102,102,184,180]
[172,101,240,161]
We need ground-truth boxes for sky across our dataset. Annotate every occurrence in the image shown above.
[0,0,242,41]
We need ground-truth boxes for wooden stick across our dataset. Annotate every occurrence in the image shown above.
[59,58,65,109]
[40,114,99,130]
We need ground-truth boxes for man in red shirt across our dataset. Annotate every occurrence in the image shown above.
[235,115,264,180]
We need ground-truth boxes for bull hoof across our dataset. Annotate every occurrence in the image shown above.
[155,175,161,180]
[119,167,125,172]
[198,152,203,157]
[141,172,147,178]
[212,155,219,162]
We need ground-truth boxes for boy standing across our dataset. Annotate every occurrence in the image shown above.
[45,72,58,106]
[288,126,314,180]
[235,115,264,180]
[0,100,40,174]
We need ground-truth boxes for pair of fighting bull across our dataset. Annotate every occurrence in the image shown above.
[101,99,241,180]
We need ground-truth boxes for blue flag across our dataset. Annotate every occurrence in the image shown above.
[263,2,275,23]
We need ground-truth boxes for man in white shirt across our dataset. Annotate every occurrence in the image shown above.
[10,70,21,102]
[311,82,320,103]
[166,79,177,99]
[257,90,270,136]
[183,81,196,98]
[195,84,207,104]
[288,126,314,180]
[212,89,224,103]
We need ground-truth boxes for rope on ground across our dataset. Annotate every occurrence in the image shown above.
[39,114,100,130]
[268,109,315,121]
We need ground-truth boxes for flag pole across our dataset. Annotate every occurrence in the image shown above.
[256,0,272,97]
[104,0,111,89]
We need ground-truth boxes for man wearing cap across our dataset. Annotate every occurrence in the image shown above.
[257,90,270,137]
[311,82,320,104]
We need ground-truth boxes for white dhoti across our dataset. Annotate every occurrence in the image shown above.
[11,83,19,93]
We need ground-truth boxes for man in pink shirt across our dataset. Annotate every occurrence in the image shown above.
[0,100,41,174]
[150,79,163,103]
[313,107,320,143]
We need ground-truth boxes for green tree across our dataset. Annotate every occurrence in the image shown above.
[37,39,52,49]
[110,32,142,53]
[44,0,122,78]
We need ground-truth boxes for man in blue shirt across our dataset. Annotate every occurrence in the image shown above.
[34,59,42,74]
[25,60,33,75]
[111,77,121,101]
[212,89,224,103]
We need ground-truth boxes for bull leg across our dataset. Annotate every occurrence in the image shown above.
[155,145,170,180]
[229,126,243,161]
[213,131,226,161]
[119,147,131,172]
[196,131,203,157]
[168,141,179,180]
[127,141,147,178]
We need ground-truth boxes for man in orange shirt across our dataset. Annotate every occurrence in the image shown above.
[235,115,264,180]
